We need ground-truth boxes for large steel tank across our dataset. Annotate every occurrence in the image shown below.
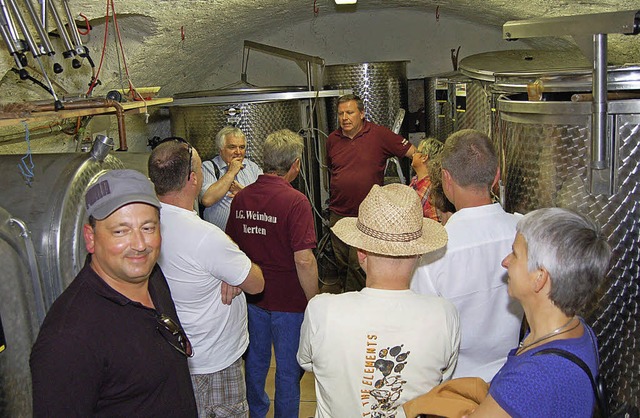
[0,206,40,417]
[170,87,306,165]
[455,50,591,140]
[0,153,125,309]
[324,61,408,132]
[496,66,640,410]
[169,86,334,241]
[425,72,472,141]
[0,149,149,417]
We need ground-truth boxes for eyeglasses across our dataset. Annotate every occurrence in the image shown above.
[156,314,194,357]
[153,136,193,181]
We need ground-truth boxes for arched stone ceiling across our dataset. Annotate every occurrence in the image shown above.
[0,0,638,100]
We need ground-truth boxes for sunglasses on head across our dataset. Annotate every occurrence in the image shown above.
[156,314,193,357]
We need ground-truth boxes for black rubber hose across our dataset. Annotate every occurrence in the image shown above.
[10,67,53,96]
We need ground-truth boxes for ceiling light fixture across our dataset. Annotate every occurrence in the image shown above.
[335,0,357,4]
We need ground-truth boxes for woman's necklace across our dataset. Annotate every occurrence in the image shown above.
[517,316,579,353]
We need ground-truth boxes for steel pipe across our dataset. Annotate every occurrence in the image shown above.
[46,0,73,56]
[60,0,83,54]
[0,14,18,54]
[591,33,608,171]
[6,0,41,57]
[33,99,128,151]
[22,0,53,55]
[8,217,46,325]
[0,0,20,45]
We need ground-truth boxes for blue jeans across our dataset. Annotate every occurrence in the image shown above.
[245,304,304,418]
[330,212,366,292]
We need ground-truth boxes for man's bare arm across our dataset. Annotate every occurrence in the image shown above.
[294,248,319,301]
[220,281,243,305]
[404,144,417,158]
[201,158,243,207]
[237,263,265,295]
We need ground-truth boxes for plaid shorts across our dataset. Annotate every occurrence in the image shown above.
[190,358,249,418]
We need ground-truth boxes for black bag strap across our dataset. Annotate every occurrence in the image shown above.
[211,159,221,180]
[534,348,609,417]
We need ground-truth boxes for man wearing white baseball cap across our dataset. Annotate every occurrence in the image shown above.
[30,169,197,418]
[297,183,460,418]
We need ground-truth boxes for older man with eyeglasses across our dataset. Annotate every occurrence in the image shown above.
[149,138,264,418]
[30,169,198,417]
[200,126,263,230]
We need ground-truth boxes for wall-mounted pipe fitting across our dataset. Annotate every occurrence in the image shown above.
[33,99,128,151]
[89,134,114,161]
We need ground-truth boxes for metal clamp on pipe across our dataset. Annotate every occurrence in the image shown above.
[502,10,640,196]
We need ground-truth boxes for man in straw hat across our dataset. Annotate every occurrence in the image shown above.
[297,183,460,418]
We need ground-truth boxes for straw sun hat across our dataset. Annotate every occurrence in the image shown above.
[332,184,448,257]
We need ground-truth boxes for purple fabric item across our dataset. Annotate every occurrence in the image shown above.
[489,318,598,418]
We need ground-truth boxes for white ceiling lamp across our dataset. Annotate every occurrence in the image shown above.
[335,0,357,4]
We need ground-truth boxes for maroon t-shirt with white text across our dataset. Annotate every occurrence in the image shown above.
[226,174,316,313]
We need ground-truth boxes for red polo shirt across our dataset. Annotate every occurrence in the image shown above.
[326,121,411,216]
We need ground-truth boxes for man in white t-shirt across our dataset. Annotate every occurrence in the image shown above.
[149,138,264,418]
[411,129,524,382]
[297,184,460,418]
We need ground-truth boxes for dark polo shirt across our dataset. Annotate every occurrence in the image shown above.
[30,257,197,418]
[326,120,411,216]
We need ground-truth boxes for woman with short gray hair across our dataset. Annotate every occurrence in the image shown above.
[466,207,611,417]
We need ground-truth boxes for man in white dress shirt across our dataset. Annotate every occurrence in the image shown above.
[411,129,523,382]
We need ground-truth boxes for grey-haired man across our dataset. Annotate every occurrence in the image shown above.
[30,169,197,418]
[200,126,262,230]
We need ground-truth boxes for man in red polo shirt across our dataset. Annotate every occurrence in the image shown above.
[327,94,416,292]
